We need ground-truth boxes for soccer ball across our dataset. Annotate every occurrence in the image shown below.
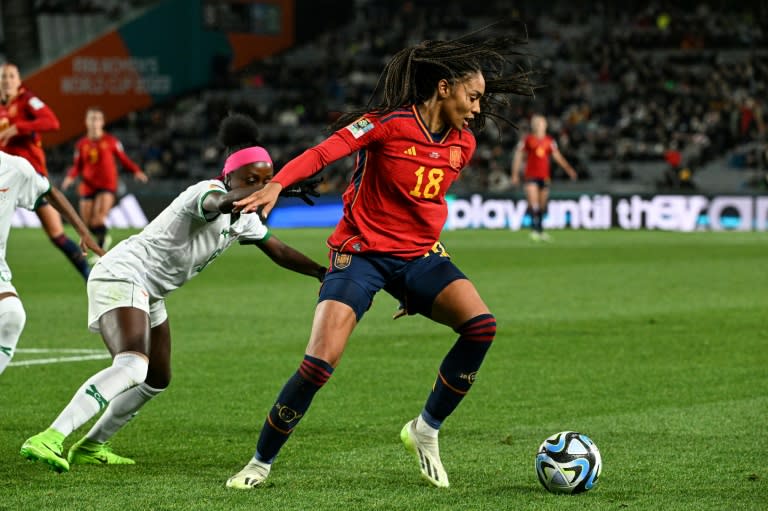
[535,431,602,494]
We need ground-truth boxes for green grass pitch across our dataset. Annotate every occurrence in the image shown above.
[1,227,766,510]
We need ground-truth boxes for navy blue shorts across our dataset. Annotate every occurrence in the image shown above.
[318,242,466,321]
[524,178,550,188]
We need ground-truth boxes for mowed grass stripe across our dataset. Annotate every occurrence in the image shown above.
[1,227,765,511]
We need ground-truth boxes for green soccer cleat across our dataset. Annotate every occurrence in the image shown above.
[67,438,135,465]
[20,429,70,473]
[226,459,271,489]
[400,418,449,488]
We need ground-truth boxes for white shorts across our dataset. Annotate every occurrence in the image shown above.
[0,280,19,296]
[87,277,167,333]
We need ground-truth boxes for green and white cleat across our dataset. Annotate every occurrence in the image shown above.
[20,428,70,473]
[400,419,449,488]
[226,459,271,489]
[67,438,135,465]
[529,231,542,242]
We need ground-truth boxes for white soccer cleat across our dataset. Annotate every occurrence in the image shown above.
[226,459,271,489]
[400,419,450,488]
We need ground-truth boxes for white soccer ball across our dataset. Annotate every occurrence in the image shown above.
[535,431,602,494]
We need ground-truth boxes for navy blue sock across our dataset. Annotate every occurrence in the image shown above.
[51,234,90,280]
[90,225,107,248]
[255,354,334,463]
[423,314,496,429]
[531,209,543,233]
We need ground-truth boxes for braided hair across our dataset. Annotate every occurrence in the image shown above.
[332,22,534,132]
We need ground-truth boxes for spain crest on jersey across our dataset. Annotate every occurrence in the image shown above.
[449,146,462,170]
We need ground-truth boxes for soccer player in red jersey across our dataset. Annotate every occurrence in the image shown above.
[0,63,91,279]
[511,114,578,241]
[62,107,148,251]
[227,29,533,489]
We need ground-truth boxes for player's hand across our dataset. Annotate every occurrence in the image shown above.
[0,125,18,146]
[280,177,322,206]
[61,176,74,190]
[233,181,283,219]
[79,237,106,257]
[135,171,149,183]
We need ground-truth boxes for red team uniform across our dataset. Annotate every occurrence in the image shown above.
[67,134,143,197]
[0,86,60,176]
[519,134,556,182]
[273,105,476,259]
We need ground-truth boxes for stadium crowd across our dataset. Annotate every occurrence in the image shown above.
[42,0,767,193]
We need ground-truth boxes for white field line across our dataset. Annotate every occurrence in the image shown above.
[9,348,110,367]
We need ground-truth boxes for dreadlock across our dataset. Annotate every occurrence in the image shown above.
[218,113,262,156]
[332,21,535,132]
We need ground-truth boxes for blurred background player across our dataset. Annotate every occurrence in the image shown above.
[226,26,532,489]
[62,107,149,254]
[20,114,326,473]
[0,63,91,279]
[510,114,578,241]
[0,150,103,376]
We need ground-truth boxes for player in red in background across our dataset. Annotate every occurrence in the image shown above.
[0,63,91,280]
[227,26,533,490]
[62,107,149,253]
[511,114,578,241]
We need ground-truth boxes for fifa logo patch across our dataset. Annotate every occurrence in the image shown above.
[346,117,374,139]
[334,252,352,269]
[449,146,461,169]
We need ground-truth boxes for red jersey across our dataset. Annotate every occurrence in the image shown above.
[519,134,556,180]
[273,105,476,258]
[0,86,60,176]
[67,133,142,195]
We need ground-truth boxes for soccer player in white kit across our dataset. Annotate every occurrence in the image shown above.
[0,151,103,376]
[21,114,327,473]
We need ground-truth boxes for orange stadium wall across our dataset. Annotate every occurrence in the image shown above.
[23,0,295,146]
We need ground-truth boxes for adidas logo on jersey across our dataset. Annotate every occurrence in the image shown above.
[404,146,417,156]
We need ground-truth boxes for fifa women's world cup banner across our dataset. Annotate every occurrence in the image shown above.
[24,0,294,146]
[446,194,768,232]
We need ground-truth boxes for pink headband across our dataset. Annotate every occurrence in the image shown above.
[222,147,272,176]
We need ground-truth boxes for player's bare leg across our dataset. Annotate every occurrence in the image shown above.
[90,192,115,250]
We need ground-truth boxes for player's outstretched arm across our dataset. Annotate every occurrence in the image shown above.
[251,234,326,282]
[231,181,283,217]
[203,181,283,217]
[45,186,105,256]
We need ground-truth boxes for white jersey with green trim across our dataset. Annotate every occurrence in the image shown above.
[0,152,50,282]
[95,179,268,299]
